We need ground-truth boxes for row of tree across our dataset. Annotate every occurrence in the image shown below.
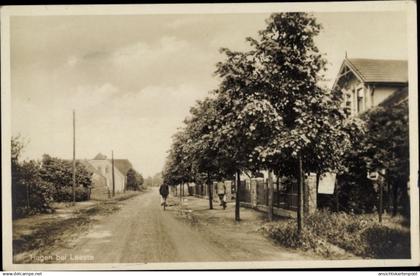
[163,12,410,232]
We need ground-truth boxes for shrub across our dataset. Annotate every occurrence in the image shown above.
[261,210,410,259]
[12,160,55,219]
[53,185,90,202]
[40,154,92,202]
[126,168,144,191]
[261,220,332,257]
[304,210,376,256]
[362,224,410,259]
[40,154,92,190]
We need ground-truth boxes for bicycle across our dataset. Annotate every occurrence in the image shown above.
[161,195,168,211]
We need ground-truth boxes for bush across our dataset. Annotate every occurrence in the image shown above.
[12,161,56,219]
[362,224,410,258]
[13,180,56,218]
[40,154,92,202]
[261,210,410,259]
[126,168,144,191]
[304,210,375,256]
[261,220,332,257]
[53,186,90,202]
[40,154,92,190]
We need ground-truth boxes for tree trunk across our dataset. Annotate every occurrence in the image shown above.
[387,179,391,213]
[26,181,30,209]
[335,178,339,212]
[268,170,274,221]
[276,173,280,208]
[401,179,410,218]
[316,173,320,209]
[207,172,213,210]
[379,178,383,223]
[297,153,304,235]
[235,170,241,221]
[392,179,398,216]
[179,183,182,206]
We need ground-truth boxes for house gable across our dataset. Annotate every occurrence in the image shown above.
[332,58,408,116]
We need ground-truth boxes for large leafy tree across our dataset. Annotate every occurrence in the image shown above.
[214,48,284,220]
[163,12,364,227]
[362,100,409,216]
[214,13,364,225]
[126,168,144,191]
[11,136,55,218]
[40,154,92,189]
[162,129,194,198]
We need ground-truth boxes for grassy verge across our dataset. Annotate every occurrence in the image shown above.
[13,191,143,261]
[260,210,410,259]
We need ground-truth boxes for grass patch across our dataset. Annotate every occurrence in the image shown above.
[13,200,123,261]
[260,210,410,259]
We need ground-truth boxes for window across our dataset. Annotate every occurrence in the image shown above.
[357,88,364,113]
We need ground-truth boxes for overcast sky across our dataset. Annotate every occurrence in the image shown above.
[10,11,408,177]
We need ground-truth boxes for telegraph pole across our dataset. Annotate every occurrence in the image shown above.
[112,150,115,197]
[72,110,76,206]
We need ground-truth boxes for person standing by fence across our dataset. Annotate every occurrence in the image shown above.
[215,181,227,209]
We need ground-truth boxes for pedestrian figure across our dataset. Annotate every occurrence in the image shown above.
[215,181,227,209]
[159,182,169,209]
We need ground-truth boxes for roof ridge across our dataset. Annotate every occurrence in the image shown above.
[345,58,366,81]
[347,57,407,62]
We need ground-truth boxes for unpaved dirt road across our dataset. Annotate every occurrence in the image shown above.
[49,188,310,263]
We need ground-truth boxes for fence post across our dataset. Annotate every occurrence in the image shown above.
[268,170,274,221]
[251,179,257,208]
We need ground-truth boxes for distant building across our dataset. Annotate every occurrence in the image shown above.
[332,58,408,116]
[84,153,134,200]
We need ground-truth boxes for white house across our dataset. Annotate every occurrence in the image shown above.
[86,153,134,198]
[332,58,408,116]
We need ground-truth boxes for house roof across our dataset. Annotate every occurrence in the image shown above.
[93,153,107,160]
[379,86,408,107]
[345,58,408,84]
[80,160,105,175]
[113,159,133,176]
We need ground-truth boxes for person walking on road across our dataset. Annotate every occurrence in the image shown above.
[215,181,227,209]
[159,182,170,208]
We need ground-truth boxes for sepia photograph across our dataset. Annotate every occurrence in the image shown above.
[1,1,418,270]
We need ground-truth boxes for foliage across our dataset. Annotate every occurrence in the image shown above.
[126,168,144,191]
[12,136,55,218]
[40,154,92,191]
[261,210,410,258]
[53,185,90,202]
[163,12,365,220]
[362,224,410,258]
[336,100,409,215]
[261,220,332,257]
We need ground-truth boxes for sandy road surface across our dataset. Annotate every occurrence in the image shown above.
[49,188,310,263]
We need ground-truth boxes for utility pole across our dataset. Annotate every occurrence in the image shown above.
[72,110,76,206]
[112,150,115,197]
